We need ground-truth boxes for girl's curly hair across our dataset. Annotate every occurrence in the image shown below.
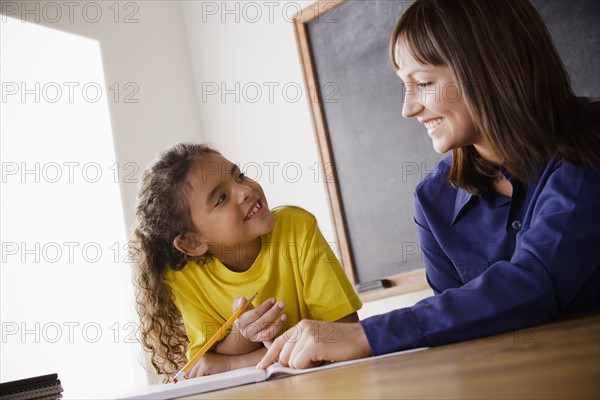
[131,142,218,381]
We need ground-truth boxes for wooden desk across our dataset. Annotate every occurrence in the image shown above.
[183,313,599,399]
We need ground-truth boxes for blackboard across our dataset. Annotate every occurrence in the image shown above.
[294,0,600,298]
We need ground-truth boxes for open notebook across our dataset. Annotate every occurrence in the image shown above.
[115,348,426,400]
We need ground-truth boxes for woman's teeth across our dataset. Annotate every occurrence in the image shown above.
[425,118,445,129]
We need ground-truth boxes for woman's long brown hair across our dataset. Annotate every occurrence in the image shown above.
[131,142,218,381]
[390,0,600,194]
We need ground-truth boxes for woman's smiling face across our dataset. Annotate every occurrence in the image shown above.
[395,39,484,156]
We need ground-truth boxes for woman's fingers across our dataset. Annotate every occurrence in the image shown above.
[257,320,373,370]
[258,333,288,368]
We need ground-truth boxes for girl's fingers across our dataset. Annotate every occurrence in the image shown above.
[256,313,287,342]
[238,298,275,323]
[232,296,248,312]
[238,300,285,332]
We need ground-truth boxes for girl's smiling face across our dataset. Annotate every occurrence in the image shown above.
[395,39,496,160]
[178,153,275,265]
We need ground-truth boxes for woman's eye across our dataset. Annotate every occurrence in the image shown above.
[418,81,432,87]
[215,194,226,207]
[236,173,246,182]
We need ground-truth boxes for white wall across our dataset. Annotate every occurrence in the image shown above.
[0,0,207,228]
[181,0,336,242]
[0,0,204,395]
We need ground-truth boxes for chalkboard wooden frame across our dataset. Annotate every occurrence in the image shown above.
[294,0,354,284]
[293,0,429,301]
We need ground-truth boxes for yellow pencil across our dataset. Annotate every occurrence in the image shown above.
[173,293,258,383]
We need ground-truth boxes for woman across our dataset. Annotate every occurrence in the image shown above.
[259,0,600,369]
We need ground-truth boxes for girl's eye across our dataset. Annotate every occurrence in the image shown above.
[215,194,226,207]
[418,82,432,87]
[236,173,246,182]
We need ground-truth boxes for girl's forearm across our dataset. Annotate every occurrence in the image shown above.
[215,328,262,355]
[227,347,268,370]
[188,347,269,377]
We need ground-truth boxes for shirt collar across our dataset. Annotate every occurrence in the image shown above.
[452,189,473,225]
[451,186,511,225]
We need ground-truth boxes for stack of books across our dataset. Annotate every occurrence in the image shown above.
[0,373,63,400]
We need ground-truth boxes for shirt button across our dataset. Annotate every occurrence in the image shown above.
[511,220,522,230]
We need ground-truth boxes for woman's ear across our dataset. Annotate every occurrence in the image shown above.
[173,233,208,257]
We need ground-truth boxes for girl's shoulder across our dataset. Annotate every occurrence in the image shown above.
[271,205,316,223]
[269,206,318,238]
[163,258,213,283]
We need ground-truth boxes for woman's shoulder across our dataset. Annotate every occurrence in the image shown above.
[538,158,600,194]
[415,155,454,196]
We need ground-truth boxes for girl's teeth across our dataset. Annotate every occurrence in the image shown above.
[247,202,261,219]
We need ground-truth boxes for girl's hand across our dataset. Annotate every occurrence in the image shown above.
[233,297,287,344]
[257,320,372,370]
[187,352,232,378]
[185,347,267,379]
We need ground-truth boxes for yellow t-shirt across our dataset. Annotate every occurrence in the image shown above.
[164,206,362,359]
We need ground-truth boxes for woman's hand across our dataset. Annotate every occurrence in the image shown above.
[234,297,287,344]
[257,320,372,369]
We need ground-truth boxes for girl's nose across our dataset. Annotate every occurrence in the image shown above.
[236,182,253,203]
[402,83,424,119]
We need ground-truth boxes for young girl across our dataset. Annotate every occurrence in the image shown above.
[132,142,361,381]
[259,0,600,369]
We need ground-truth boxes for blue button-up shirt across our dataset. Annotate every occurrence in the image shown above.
[361,155,600,355]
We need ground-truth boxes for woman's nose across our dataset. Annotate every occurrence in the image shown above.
[402,83,424,119]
